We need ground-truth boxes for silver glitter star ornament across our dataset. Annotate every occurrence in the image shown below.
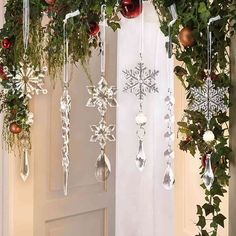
[189,76,228,122]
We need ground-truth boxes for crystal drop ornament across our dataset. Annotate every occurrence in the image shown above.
[20,133,30,182]
[202,154,214,190]
[95,153,111,182]
[20,148,30,182]
[163,164,175,190]
[136,140,146,171]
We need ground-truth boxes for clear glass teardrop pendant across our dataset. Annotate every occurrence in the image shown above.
[163,164,175,190]
[202,154,214,190]
[136,140,147,171]
[95,153,111,182]
[20,148,30,182]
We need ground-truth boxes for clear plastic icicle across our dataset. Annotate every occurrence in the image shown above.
[60,9,80,196]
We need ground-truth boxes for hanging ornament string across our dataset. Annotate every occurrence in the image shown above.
[101,4,106,76]
[86,5,117,182]
[139,0,144,62]
[60,9,80,196]
[123,1,159,171]
[23,0,29,54]
[163,3,177,190]
[207,15,221,75]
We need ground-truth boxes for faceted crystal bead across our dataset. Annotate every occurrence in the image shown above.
[202,154,214,190]
[95,153,111,182]
[136,140,147,171]
[163,164,175,190]
[20,148,30,182]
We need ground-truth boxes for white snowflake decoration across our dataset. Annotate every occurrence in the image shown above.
[86,76,117,116]
[123,62,159,101]
[13,62,47,99]
[189,77,228,122]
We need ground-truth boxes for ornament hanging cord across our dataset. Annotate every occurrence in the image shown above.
[207,15,221,75]
[23,0,29,55]
[101,4,106,77]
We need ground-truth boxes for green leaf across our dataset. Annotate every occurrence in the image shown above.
[202,203,214,216]
[197,205,203,215]
[213,214,226,228]
[197,216,206,228]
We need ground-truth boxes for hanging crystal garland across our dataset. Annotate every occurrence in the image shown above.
[189,16,227,190]
[86,5,117,182]
[162,4,177,190]
[123,0,159,171]
[60,9,80,196]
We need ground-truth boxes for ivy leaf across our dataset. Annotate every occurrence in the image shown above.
[197,205,203,215]
[202,203,215,216]
[201,230,209,236]
[197,216,206,228]
[213,214,226,228]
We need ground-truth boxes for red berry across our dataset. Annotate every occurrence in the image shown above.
[2,38,11,49]
[88,22,100,36]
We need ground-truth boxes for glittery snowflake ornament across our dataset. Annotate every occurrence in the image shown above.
[86,76,117,116]
[13,61,47,99]
[189,76,228,122]
[123,62,159,100]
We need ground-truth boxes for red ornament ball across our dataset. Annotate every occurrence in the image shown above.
[179,27,195,48]
[120,0,143,19]
[45,0,55,5]
[88,22,100,36]
[2,38,11,49]
[9,122,22,134]
[0,66,7,80]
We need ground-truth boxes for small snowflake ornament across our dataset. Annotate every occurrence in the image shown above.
[13,61,47,99]
[90,119,115,148]
[86,76,117,116]
[123,62,159,100]
[189,76,228,122]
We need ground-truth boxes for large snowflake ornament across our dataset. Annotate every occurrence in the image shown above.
[189,77,228,122]
[13,62,47,99]
[123,62,159,101]
[86,76,117,116]
[90,119,115,148]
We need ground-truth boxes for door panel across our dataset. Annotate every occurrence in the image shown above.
[32,29,116,236]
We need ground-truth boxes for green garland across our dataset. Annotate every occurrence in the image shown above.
[153,0,236,235]
[0,0,235,235]
[0,0,120,150]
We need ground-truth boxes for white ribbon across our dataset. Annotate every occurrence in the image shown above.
[23,0,30,52]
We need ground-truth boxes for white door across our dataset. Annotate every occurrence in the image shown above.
[4,29,117,236]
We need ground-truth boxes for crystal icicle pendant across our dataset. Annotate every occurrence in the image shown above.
[136,140,146,171]
[202,154,214,190]
[163,164,175,190]
[63,167,69,196]
[20,132,30,182]
[20,148,30,182]
[95,152,111,182]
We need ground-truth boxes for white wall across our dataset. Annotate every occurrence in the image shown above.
[116,2,174,236]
